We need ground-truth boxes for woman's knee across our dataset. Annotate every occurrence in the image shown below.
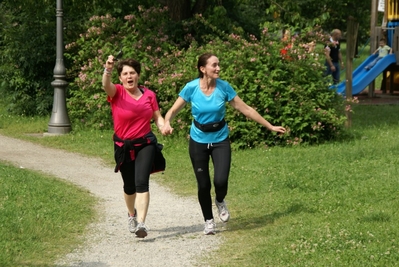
[197,180,212,193]
[135,184,149,193]
[214,178,228,189]
[124,185,136,195]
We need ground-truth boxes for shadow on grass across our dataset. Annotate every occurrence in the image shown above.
[359,212,391,223]
[352,104,399,127]
[327,104,399,145]
[228,203,314,232]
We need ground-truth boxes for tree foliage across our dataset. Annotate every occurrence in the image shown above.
[268,0,371,42]
[64,8,347,147]
[0,0,159,115]
[0,0,371,147]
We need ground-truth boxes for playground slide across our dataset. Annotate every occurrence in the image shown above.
[330,54,397,95]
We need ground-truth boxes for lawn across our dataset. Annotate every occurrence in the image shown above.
[2,99,399,266]
[0,162,97,267]
[214,105,399,266]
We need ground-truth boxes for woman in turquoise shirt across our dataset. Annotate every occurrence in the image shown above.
[162,53,286,235]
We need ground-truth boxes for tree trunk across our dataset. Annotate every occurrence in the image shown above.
[192,0,208,15]
[345,16,359,128]
[166,0,192,21]
[369,0,379,97]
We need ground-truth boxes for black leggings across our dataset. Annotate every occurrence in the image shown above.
[120,144,156,194]
[189,137,231,221]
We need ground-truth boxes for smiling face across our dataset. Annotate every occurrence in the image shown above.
[119,65,139,90]
[200,56,220,79]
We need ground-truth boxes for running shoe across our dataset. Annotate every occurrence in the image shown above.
[215,199,230,222]
[128,209,137,233]
[203,219,216,235]
[135,222,148,238]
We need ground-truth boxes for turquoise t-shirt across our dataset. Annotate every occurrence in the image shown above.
[179,78,237,144]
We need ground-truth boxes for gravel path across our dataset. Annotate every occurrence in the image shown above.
[0,134,222,267]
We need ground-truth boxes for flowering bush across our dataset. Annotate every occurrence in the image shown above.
[65,7,347,148]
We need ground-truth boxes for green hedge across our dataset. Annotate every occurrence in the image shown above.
[65,8,347,148]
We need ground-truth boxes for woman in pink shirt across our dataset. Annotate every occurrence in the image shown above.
[102,56,165,238]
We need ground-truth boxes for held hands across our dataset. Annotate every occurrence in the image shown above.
[161,123,174,136]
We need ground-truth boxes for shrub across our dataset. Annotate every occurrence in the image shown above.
[65,9,346,148]
[65,7,179,129]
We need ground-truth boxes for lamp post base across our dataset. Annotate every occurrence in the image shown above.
[46,125,72,135]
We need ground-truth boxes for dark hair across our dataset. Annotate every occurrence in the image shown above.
[197,53,216,78]
[380,38,386,43]
[117,59,141,76]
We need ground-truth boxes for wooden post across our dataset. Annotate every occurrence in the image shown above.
[369,0,379,97]
[345,17,359,128]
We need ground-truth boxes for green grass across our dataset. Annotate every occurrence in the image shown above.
[0,104,99,267]
[215,105,399,266]
[2,96,399,265]
[0,162,97,267]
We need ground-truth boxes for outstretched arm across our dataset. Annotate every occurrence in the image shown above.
[229,95,286,133]
[102,55,117,98]
[161,97,187,135]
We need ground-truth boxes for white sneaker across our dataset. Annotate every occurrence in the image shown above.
[215,199,230,222]
[128,210,137,233]
[203,219,216,235]
[135,222,149,238]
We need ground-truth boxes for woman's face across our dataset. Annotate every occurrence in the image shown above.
[201,56,220,79]
[119,65,139,90]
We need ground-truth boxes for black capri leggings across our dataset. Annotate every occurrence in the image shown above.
[119,144,156,194]
[189,137,231,221]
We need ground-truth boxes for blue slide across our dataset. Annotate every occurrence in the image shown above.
[330,54,397,95]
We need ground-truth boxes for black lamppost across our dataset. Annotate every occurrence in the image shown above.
[47,0,71,134]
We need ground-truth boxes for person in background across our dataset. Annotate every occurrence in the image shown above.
[324,29,344,84]
[280,28,293,59]
[365,38,392,70]
[161,53,286,235]
[280,29,300,60]
[102,55,166,238]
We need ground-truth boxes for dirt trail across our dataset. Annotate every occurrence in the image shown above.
[0,134,222,267]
